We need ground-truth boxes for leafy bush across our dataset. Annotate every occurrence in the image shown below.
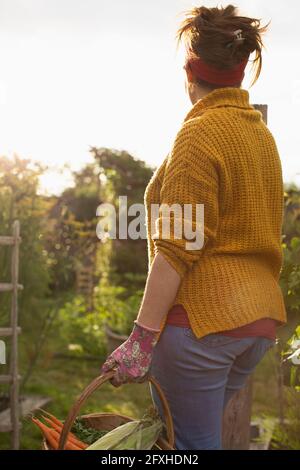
[270,389,300,450]
[271,319,300,449]
[280,237,300,320]
[281,324,300,390]
[56,285,143,356]
[93,284,144,336]
[57,295,105,357]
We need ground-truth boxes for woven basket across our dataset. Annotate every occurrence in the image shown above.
[43,370,175,450]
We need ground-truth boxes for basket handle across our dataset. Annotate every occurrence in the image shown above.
[58,370,175,450]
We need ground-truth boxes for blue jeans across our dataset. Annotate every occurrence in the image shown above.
[149,325,275,450]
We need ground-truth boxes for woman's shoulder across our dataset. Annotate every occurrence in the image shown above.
[175,111,224,150]
[144,156,168,201]
[168,114,223,170]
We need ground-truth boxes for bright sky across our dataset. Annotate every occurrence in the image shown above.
[0,0,299,195]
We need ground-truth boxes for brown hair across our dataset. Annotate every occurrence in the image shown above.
[175,4,270,88]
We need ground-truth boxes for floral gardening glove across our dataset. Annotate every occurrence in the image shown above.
[100,321,160,388]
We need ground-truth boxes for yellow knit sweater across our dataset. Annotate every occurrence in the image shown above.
[144,87,287,338]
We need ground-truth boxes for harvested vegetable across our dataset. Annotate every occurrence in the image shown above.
[71,417,108,445]
[31,417,84,450]
[42,416,87,449]
[33,406,164,450]
[38,410,81,441]
[86,407,163,450]
[86,420,140,450]
[38,409,65,427]
[32,418,59,450]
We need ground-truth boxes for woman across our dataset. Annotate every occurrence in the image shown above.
[101,4,287,450]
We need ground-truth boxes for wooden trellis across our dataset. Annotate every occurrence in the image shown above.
[76,264,94,308]
[0,221,22,449]
[75,233,97,310]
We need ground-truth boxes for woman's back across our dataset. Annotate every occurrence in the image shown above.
[145,87,287,338]
[201,90,284,277]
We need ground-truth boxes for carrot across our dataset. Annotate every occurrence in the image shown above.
[42,416,87,449]
[37,408,82,443]
[60,437,83,450]
[32,418,59,450]
[32,417,83,450]
[37,409,65,427]
[61,437,83,450]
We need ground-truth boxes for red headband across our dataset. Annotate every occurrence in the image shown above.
[185,51,250,86]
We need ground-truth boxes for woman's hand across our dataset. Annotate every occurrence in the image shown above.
[100,253,181,388]
[100,321,160,387]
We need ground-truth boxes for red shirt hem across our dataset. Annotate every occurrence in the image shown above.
[166,304,278,341]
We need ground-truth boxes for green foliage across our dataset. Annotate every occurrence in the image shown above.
[0,156,52,379]
[280,185,300,324]
[91,146,153,206]
[91,147,153,288]
[56,295,106,357]
[65,163,101,222]
[43,208,77,291]
[277,187,300,395]
[0,150,151,387]
[283,184,300,243]
[280,237,300,316]
[71,418,108,444]
[93,283,144,336]
[44,162,101,292]
[280,324,300,390]
[270,390,300,449]
[0,156,51,320]
[56,286,143,356]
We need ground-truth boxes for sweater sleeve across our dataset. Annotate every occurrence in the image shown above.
[151,121,219,279]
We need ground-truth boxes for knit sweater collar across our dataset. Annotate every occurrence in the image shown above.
[183,87,253,122]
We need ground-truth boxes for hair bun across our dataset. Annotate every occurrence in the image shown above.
[176,4,270,87]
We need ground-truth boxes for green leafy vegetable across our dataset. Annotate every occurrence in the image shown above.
[71,418,108,445]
